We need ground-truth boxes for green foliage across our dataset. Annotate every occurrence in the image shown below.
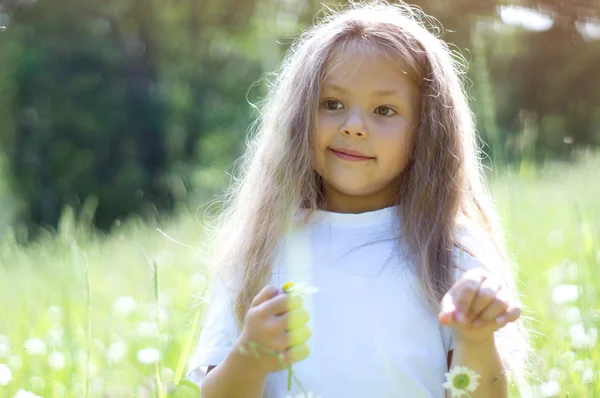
[0,0,264,232]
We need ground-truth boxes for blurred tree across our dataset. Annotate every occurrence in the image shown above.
[0,0,263,232]
[0,0,599,235]
[499,0,600,159]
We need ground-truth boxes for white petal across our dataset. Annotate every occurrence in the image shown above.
[552,284,579,305]
[136,348,160,365]
[23,339,47,356]
[0,363,12,386]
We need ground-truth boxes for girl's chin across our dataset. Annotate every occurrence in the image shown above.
[326,183,384,197]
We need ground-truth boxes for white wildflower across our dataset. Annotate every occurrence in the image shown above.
[23,338,47,356]
[0,363,12,385]
[48,351,66,371]
[551,284,579,305]
[136,348,160,365]
[539,380,560,397]
[443,365,481,397]
[106,341,127,364]
[281,281,319,297]
[11,389,42,398]
[112,296,137,317]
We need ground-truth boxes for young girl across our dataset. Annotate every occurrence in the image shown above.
[187,2,531,397]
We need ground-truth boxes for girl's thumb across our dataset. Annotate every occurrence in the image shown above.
[439,294,456,325]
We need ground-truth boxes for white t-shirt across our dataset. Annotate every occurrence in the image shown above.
[187,206,514,397]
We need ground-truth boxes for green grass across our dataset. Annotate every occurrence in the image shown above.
[0,152,599,397]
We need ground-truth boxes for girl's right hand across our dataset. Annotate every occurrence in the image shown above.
[235,284,312,377]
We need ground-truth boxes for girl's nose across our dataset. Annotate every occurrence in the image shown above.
[340,110,368,139]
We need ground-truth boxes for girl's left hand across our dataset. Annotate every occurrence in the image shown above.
[438,268,522,343]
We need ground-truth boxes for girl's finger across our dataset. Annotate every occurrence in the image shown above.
[281,307,310,330]
[466,278,500,322]
[281,343,310,368]
[267,293,304,316]
[450,269,487,322]
[467,280,502,323]
[251,285,281,308]
[439,294,456,325]
[494,302,522,325]
[471,294,509,327]
[287,325,312,347]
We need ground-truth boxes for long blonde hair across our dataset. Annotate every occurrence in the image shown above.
[207,0,531,384]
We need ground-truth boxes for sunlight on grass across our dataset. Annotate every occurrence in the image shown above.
[0,151,598,397]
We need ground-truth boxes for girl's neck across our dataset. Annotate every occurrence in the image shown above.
[323,187,397,214]
[324,190,395,214]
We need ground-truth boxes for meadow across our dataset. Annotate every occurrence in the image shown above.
[0,151,598,398]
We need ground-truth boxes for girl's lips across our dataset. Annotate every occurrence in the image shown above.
[329,148,375,161]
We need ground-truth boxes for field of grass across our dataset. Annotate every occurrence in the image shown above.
[0,152,598,398]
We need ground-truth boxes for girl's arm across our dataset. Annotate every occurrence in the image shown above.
[200,342,267,398]
[447,335,508,398]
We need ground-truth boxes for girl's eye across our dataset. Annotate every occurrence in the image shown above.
[375,106,396,116]
[323,100,343,110]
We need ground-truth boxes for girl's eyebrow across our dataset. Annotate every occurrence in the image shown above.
[322,84,404,98]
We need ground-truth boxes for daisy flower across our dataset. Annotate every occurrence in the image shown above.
[443,366,481,397]
[136,348,160,365]
[281,281,319,297]
[0,363,12,386]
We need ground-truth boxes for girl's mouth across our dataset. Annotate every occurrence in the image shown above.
[329,148,375,161]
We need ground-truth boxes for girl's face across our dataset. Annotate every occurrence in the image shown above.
[313,46,419,213]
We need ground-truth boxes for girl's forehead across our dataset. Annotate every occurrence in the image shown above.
[322,41,418,85]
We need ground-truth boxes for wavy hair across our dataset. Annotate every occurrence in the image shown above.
[205,0,531,386]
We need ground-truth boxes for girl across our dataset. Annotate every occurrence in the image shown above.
[187,1,531,397]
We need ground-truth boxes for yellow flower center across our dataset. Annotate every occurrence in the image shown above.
[282,281,295,292]
[452,373,470,390]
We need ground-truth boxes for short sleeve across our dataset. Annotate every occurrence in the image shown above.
[186,271,241,387]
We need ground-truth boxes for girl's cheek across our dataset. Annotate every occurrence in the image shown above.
[317,111,341,129]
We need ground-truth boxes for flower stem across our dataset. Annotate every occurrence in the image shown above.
[287,366,292,390]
